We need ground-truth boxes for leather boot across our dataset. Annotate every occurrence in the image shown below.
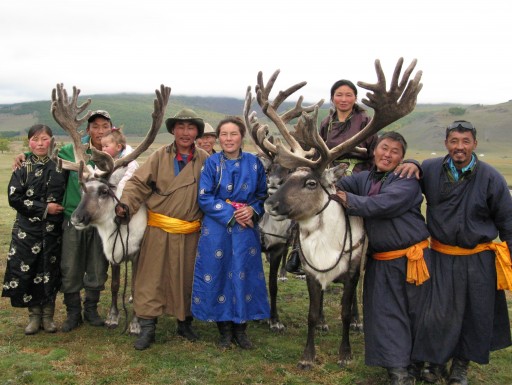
[285,250,303,275]
[83,290,104,326]
[61,292,83,332]
[25,306,42,335]
[177,316,198,342]
[407,361,424,381]
[232,322,253,350]
[387,367,416,385]
[448,357,469,385]
[216,321,233,349]
[41,302,57,333]
[134,318,157,350]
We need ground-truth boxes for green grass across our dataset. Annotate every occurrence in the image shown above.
[0,148,511,385]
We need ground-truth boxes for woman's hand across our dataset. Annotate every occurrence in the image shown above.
[234,206,254,228]
[47,202,64,215]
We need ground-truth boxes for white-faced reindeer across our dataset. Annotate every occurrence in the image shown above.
[51,83,171,333]
[246,58,423,369]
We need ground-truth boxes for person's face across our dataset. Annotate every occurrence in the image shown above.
[332,85,356,114]
[445,130,477,169]
[101,136,122,158]
[219,122,242,158]
[196,134,216,154]
[29,130,52,157]
[87,117,112,150]
[373,138,404,172]
[173,121,199,153]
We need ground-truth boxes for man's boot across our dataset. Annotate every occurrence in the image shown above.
[285,250,303,274]
[232,322,253,350]
[134,318,157,350]
[83,290,104,326]
[448,357,469,385]
[387,367,416,385]
[177,316,198,342]
[216,321,233,349]
[25,306,42,335]
[41,302,57,333]
[61,292,83,332]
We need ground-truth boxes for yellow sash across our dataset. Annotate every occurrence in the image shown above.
[431,238,512,291]
[147,210,201,234]
[373,239,430,286]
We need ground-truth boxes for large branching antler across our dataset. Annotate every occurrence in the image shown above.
[51,84,93,173]
[248,58,422,172]
[243,70,323,167]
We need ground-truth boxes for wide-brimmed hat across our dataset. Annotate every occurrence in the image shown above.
[165,108,205,137]
[88,110,111,123]
[203,123,216,137]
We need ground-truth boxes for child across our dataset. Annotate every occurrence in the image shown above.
[100,129,138,193]
[2,124,66,334]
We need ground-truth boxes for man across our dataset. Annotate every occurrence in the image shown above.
[412,120,512,385]
[115,108,209,350]
[195,122,217,155]
[335,132,431,385]
[13,110,114,331]
[58,110,113,331]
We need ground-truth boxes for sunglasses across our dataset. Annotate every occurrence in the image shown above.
[446,121,476,135]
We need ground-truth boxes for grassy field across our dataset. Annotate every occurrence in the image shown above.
[0,145,511,385]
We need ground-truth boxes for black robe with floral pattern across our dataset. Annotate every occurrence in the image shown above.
[2,155,66,307]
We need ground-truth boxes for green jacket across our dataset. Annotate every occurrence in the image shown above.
[58,143,95,218]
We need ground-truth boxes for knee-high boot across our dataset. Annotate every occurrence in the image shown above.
[216,321,233,348]
[42,302,57,333]
[25,306,42,335]
[83,290,104,326]
[232,322,253,350]
[134,318,157,350]
[61,292,83,332]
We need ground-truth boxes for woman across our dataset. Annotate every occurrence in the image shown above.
[319,79,377,173]
[2,124,66,334]
[192,116,270,349]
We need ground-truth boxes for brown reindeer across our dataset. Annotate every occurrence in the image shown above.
[51,84,171,333]
[246,58,423,369]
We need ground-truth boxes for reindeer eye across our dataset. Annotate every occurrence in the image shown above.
[305,179,317,189]
[100,187,110,196]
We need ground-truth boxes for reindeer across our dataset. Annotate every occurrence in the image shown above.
[51,83,171,333]
[245,58,423,369]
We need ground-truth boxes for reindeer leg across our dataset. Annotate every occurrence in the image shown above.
[298,275,322,370]
[350,270,363,332]
[338,271,359,367]
[105,263,120,329]
[268,246,285,332]
[277,247,288,281]
[128,256,141,335]
[316,290,329,332]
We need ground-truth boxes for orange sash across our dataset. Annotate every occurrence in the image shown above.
[430,238,512,291]
[147,210,201,234]
[373,239,430,286]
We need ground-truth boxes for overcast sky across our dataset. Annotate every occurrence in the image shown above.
[1,0,510,106]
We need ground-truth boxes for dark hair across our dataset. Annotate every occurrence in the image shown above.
[216,116,246,138]
[330,79,364,113]
[376,131,407,156]
[445,120,477,140]
[28,124,53,139]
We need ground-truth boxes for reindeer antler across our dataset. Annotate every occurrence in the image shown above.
[110,84,171,170]
[51,84,93,172]
[248,58,422,172]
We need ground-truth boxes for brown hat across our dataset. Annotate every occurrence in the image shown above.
[88,110,111,123]
[165,108,205,137]
[203,123,216,137]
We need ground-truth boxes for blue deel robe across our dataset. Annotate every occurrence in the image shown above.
[192,151,270,323]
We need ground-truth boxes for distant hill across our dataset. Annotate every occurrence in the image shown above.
[1,94,511,155]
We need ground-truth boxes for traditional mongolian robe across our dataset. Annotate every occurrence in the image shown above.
[2,155,65,307]
[192,151,270,323]
[120,143,208,320]
[337,170,431,368]
[412,155,512,365]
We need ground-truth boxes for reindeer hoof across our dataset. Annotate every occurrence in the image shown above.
[129,322,141,335]
[350,321,363,332]
[269,321,285,332]
[297,360,314,370]
[316,323,329,332]
[105,319,120,329]
[277,275,288,282]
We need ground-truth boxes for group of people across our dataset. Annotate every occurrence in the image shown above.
[2,78,511,385]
